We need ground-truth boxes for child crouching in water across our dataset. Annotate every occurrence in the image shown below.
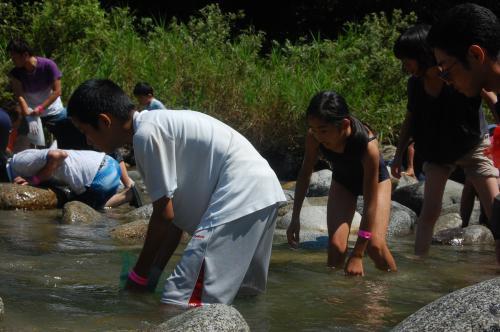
[287,91,397,275]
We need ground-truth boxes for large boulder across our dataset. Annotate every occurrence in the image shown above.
[61,201,104,224]
[0,183,57,210]
[110,219,149,243]
[391,173,419,192]
[392,277,500,332]
[152,304,250,332]
[356,199,417,238]
[392,180,463,215]
[432,225,494,246]
[307,170,332,197]
[274,203,362,246]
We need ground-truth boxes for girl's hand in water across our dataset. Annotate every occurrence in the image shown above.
[345,256,364,276]
[286,219,300,249]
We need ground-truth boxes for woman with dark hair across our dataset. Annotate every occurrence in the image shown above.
[287,91,397,276]
[392,25,498,257]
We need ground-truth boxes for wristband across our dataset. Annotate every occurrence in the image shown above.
[34,105,45,115]
[128,269,148,286]
[31,175,41,186]
[357,230,372,239]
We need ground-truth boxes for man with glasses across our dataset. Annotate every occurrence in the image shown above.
[428,3,500,263]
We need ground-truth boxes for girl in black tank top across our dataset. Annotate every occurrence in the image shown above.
[287,91,397,276]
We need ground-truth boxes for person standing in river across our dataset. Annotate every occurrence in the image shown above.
[286,90,397,276]
[392,24,499,259]
[67,79,286,307]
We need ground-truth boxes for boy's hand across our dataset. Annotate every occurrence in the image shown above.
[287,218,300,249]
[345,256,364,276]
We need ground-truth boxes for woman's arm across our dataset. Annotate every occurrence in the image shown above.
[287,130,320,248]
[345,139,380,275]
[392,112,414,178]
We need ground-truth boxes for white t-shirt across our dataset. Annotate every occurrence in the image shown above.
[133,110,286,234]
[10,149,105,194]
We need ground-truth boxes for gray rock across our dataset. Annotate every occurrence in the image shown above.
[61,201,104,224]
[277,205,328,232]
[463,225,494,245]
[432,225,494,246]
[439,203,460,216]
[392,180,463,215]
[356,199,417,238]
[433,213,462,234]
[128,204,153,220]
[0,296,3,318]
[153,304,250,332]
[386,201,416,238]
[0,183,58,210]
[307,169,332,197]
[110,219,149,243]
[392,277,500,332]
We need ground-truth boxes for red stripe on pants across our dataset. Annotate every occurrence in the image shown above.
[188,260,205,307]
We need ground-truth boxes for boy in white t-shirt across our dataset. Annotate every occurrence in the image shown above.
[67,79,286,307]
[6,148,122,210]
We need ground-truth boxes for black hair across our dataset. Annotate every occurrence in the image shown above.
[306,91,350,124]
[394,24,436,70]
[67,79,135,129]
[133,82,154,96]
[6,38,33,56]
[428,3,500,64]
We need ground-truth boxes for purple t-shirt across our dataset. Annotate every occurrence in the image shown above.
[10,57,64,116]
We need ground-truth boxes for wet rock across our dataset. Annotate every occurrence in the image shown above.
[61,201,104,224]
[0,183,58,210]
[392,277,500,332]
[128,204,153,220]
[307,170,332,197]
[110,219,149,243]
[432,225,494,246]
[153,304,250,332]
[392,180,463,215]
[433,213,462,234]
[356,199,416,238]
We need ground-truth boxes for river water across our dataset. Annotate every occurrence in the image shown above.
[0,201,498,331]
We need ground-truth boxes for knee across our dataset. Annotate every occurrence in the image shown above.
[329,236,348,254]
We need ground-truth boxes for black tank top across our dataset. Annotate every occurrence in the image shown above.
[319,116,390,196]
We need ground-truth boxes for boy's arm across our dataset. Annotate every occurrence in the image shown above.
[126,196,182,291]
[481,89,499,123]
[36,78,62,114]
[345,140,381,276]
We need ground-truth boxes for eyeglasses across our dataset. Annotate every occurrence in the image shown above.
[437,60,458,83]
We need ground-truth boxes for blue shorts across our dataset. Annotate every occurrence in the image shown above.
[75,155,121,209]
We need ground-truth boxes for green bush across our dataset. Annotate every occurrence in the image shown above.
[0,0,416,177]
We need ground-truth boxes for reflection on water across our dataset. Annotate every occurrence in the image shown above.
[0,209,498,331]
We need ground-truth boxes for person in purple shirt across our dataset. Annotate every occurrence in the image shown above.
[7,39,72,147]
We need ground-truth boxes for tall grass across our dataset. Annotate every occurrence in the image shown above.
[0,0,416,177]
